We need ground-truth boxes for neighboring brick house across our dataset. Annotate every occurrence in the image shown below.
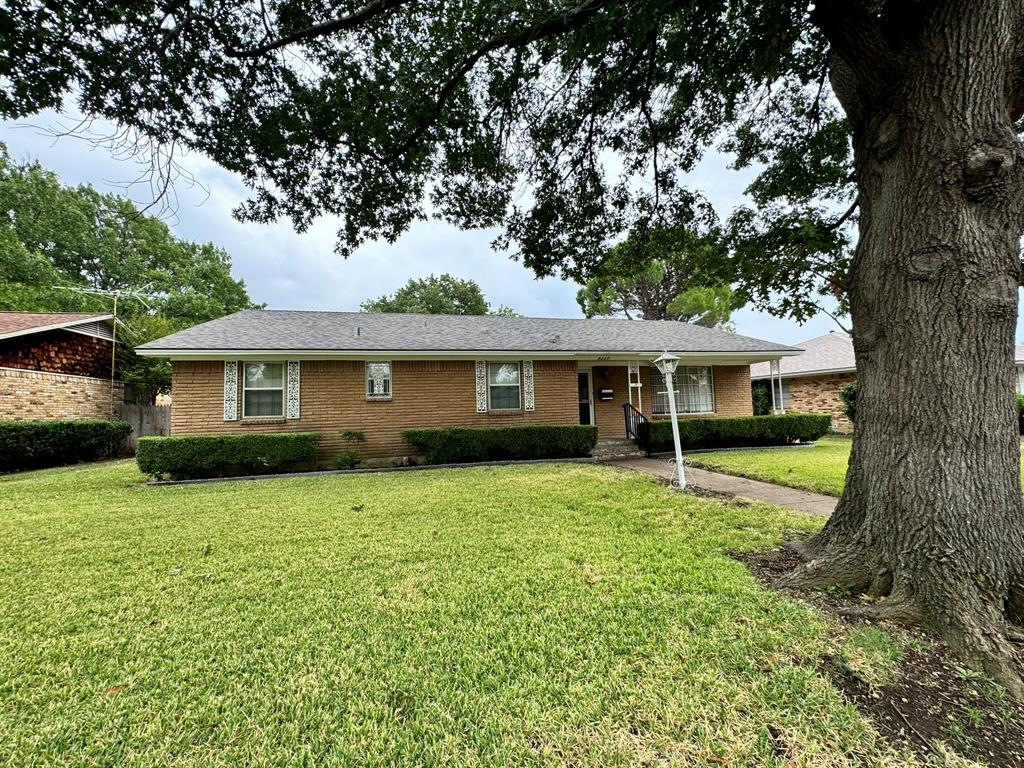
[0,312,124,420]
[750,331,855,432]
[137,310,799,462]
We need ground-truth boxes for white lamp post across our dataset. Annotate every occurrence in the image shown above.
[653,351,686,490]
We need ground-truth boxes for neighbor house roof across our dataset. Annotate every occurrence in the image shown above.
[0,312,115,342]
[750,331,854,380]
[137,309,801,361]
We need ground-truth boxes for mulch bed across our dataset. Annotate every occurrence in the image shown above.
[733,545,1024,767]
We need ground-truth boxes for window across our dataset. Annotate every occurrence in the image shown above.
[653,366,715,415]
[366,362,392,399]
[242,362,285,417]
[488,362,521,411]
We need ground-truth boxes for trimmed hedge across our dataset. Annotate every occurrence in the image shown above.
[644,413,832,453]
[0,419,133,473]
[402,424,599,464]
[137,432,321,480]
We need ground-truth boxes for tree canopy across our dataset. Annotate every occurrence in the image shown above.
[0,0,852,323]
[361,273,516,316]
[0,145,258,400]
[576,225,741,328]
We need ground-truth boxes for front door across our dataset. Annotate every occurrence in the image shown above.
[578,372,593,425]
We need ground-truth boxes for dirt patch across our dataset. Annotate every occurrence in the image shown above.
[733,546,1024,767]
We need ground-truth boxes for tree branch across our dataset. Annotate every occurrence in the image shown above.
[384,0,614,161]
[223,0,413,58]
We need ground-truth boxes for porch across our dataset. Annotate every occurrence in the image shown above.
[573,360,758,440]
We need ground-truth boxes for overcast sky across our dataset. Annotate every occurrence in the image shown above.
[6,113,1013,346]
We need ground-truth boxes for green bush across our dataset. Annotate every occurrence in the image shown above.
[751,381,772,416]
[333,450,362,469]
[402,424,599,464]
[137,432,320,480]
[644,413,831,453]
[839,381,857,424]
[1017,394,1024,434]
[0,419,133,473]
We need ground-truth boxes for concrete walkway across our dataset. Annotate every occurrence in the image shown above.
[605,457,837,517]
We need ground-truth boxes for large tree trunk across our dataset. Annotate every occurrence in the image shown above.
[788,0,1024,696]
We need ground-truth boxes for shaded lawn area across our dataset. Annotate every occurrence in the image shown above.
[2,461,931,766]
[689,435,1024,497]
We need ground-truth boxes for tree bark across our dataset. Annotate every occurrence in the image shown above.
[787,0,1024,697]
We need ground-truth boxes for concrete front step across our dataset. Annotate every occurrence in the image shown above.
[593,438,646,460]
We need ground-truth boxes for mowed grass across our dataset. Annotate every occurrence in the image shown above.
[689,435,1024,497]
[689,436,854,496]
[1,461,928,766]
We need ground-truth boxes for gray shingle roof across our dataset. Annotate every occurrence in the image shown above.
[750,331,854,379]
[138,309,799,356]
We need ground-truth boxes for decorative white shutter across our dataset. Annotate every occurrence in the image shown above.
[523,360,535,411]
[286,360,301,419]
[223,361,238,421]
[475,361,488,413]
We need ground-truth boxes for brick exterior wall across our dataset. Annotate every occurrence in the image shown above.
[170,359,757,457]
[0,329,115,378]
[0,367,123,420]
[785,372,855,433]
[171,359,579,462]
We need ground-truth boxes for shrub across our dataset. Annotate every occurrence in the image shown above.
[644,413,831,453]
[1018,394,1024,434]
[402,424,599,464]
[839,381,857,424]
[333,450,362,469]
[751,381,772,416]
[137,432,320,480]
[0,419,133,473]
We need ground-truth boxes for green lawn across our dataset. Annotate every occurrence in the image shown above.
[1,461,929,766]
[689,436,854,496]
[689,435,1024,497]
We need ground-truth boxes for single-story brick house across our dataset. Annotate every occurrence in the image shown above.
[750,330,854,432]
[137,310,800,462]
[0,312,123,421]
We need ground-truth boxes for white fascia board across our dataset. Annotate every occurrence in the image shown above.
[0,314,115,342]
[751,365,857,381]
[137,348,803,362]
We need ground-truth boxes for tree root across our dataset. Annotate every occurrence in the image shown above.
[837,594,922,626]
[774,545,873,594]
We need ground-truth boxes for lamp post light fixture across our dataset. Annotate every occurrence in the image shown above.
[653,351,686,490]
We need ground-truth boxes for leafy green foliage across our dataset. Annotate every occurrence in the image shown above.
[1017,394,1024,434]
[576,225,741,327]
[644,413,831,453]
[839,381,857,425]
[0,145,259,402]
[136,433,320,480]
[333,450,362,469]
[0,419,132,472]
[751,381,771,416]
[361,274,515,316]
[0,1,845,321]
[341,430,367,443]
[403,425,598,464]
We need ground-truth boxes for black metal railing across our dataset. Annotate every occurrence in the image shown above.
[623,403,651,455]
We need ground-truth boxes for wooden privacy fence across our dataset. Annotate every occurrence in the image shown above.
[117,404,170,453]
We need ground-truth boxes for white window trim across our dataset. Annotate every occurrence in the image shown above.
[652,365,716,416]
[242,361,286,419]
[365,361,393,401]
[487,361,522,412]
